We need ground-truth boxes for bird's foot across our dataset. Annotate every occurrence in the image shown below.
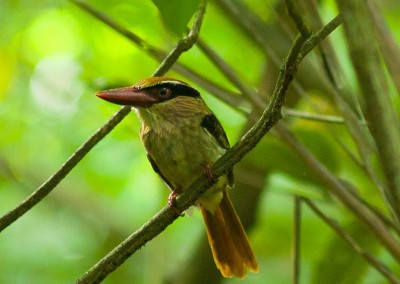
[203,164,217,184]
[168,191,184,217]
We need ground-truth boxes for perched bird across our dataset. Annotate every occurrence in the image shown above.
[96,77,258,278]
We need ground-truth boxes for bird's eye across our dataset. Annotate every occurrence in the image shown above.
[158,87,171,98]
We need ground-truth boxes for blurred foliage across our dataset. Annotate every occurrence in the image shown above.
[1,0,400,283]
[152,0,201,35]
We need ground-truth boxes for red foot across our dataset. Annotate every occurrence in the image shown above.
[203,164,216,183]
[168,191,183,216]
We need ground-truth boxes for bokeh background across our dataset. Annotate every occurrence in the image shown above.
[1,0,400,283]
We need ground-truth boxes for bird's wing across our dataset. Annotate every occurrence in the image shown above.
[200,114,234,187]
[146,153,174,190]
[200,114,230,150]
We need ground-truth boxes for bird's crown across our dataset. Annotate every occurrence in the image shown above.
[133,77,190,90]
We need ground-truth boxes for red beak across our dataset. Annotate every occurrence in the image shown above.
[96,87,157,108]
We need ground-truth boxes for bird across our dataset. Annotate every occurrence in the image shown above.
[96,76,258,278]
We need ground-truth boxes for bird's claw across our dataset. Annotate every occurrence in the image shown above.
[203,164,217,184]
[168,191,184,217]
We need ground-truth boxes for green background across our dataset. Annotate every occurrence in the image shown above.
[1,0,399,283]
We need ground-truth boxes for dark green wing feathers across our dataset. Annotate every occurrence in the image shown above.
[201,114,234,187]
[147,153,174,190]
[200,114,230,150]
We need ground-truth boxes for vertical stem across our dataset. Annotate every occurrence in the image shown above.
[293,196,302,284]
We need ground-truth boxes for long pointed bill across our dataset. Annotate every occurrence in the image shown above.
[96,87,157,108]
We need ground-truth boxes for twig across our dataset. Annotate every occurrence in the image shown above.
[298,14,342,62]
[368,0,400,96]
[285,0,312,37]
[304,199,400,284]
[284,108,347,124]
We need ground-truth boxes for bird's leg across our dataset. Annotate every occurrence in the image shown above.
[168,190,184,217]
[203,164,217,184]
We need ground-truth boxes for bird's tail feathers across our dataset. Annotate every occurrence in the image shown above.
[201,191,258,278]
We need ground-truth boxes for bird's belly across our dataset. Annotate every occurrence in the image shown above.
[143,128,225,191]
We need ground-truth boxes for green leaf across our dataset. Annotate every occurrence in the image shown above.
[152,0,201,35]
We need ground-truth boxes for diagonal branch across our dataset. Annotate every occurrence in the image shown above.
[0,106,131,232]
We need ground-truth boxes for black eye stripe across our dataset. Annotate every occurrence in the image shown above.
[163,83,200,98]
[148,83,200,99]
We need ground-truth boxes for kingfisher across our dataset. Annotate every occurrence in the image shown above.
[96,77,258,278]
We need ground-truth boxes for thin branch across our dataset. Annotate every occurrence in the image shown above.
[0,106,131,232]
[293,196,302,284]
[304,199,400,284]
[368,0,400,96]
[284,108,347,124]
[285,0,312,37]
[297,14,342,62]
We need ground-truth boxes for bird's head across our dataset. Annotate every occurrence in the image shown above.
[96,77,200,109]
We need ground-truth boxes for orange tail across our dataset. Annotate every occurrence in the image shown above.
[200,191,258,278]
